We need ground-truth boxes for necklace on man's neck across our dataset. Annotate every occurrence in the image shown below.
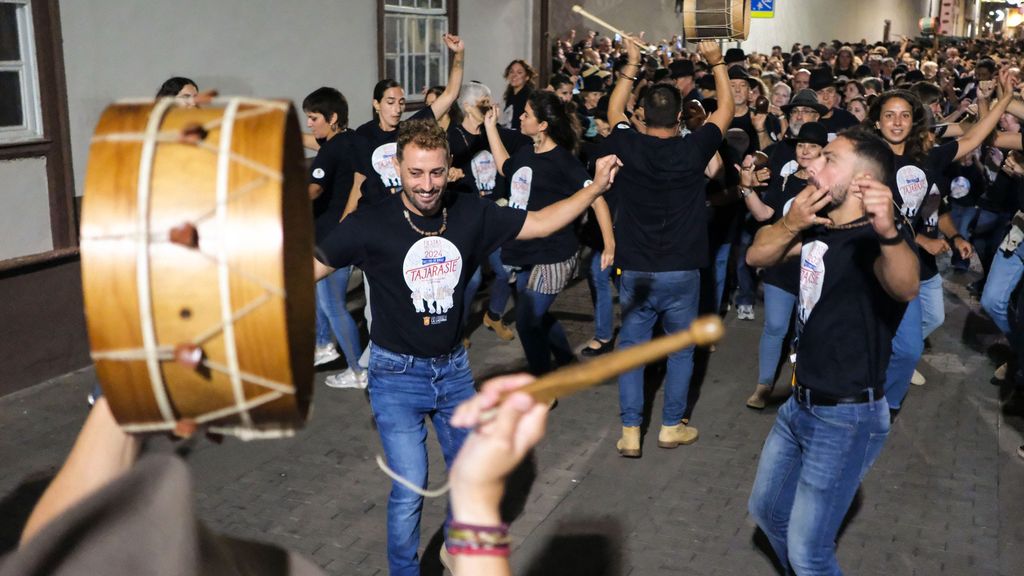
[403,208,448,236]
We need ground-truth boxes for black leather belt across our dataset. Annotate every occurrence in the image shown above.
[793,385,881,407]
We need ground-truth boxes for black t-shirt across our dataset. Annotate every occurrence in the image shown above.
[890,141,959,280]
[601,121,723,271]
[500,145,591,265]
[795,219,911,397]
[819,107,860,141]
[731,110,760,156]
[761,173,806,294]
[309,131,365,243]
[945,161,985,208]
[502,86,532,131]
[315,193,526,357]
[707,137,744,248]
[354,107,435,205]
[446,123,530,197]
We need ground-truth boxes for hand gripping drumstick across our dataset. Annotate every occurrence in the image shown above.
[501,314,724,406]
[571,4,658,53]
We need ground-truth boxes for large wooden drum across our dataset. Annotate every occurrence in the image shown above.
[683,0,751,41]
[80,97,314,439]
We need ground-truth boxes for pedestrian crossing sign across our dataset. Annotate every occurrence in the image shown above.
[752,0,775,18]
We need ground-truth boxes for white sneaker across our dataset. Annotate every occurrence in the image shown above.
[314,345,340,366]
[737,305,755,321]
[910,369,926,386]
[325,368,367,389]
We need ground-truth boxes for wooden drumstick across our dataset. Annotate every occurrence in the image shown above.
[570,4,657,53]
[501,315,724,406]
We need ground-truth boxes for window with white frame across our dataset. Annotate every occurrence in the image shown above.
[0,0,43,144]
[382,0,452,101]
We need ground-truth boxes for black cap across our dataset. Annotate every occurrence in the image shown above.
[653,68,671,83]
[725,48,746,64]
[781,89,829,115]
[789,121,828,147]
[808,67,836,91]
[669,59,695,79]
[697,74,717,90]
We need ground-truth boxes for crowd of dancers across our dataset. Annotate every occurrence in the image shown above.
[11,26,1024,576]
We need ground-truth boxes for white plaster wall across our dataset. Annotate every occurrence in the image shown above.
[59,0,378,197]
[460,0,534,98]
[743,0,935,54]
[0,158,53,259]
[552,0,934,56]
[58,0,534,197]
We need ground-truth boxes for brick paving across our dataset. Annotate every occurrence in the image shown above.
[2,262,1023,575]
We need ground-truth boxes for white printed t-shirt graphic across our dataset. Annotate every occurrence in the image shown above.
[798,241,828,325]
[471,151,497,194]
[950,176,971,200]
[780,160,799,179]
[510,166,533,210]
[403,236,464,317]
[895,165,928,219]
[371,142,402,190]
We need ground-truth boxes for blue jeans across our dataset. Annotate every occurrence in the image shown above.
[949,204,977,270]
[515,268,574,374]
[367,343,475,576]
[617,270,700,426]
[712,243,731,311]
[981,245,1024,335]
[882,296,923,410]
[463,249,512,325]
[919,274,945,340]
[315,266,362,368]
[759,284,797,387]
[748,394,890,575]
[735,229,757,307]
[950,204,978,238]
[974,209,1013,279]
[587,250,615,341]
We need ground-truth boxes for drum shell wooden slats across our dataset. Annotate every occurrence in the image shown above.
[80,100,313,436]
[683,0,751,41]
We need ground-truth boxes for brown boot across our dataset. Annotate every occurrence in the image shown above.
[483,313,515,341]
[746,384,772,410]
[616,426,641,457]
[657,422,699,448]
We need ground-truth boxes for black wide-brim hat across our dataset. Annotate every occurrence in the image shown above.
[780,89,829,115]
[808,67,837,91]
[788,121,828,147]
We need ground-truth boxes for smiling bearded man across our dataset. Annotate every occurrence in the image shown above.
[313,118,620,576]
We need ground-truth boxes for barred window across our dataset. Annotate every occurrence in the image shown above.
[0,0,43,144]
[380,0,455,102]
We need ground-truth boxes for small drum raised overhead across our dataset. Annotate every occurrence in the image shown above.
[683,0,751,41]
[80,97,314,439]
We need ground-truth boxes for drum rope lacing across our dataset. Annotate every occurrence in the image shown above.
[86,97,297,439]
